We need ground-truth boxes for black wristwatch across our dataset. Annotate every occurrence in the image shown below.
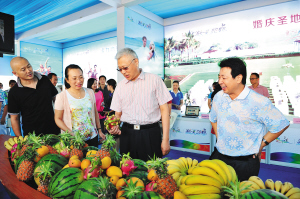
[262,137,269,146]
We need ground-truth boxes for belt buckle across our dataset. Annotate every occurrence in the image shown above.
[134,124,140,130]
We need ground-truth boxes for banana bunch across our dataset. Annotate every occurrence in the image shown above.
[264,179,299,198]
[171,158,237,197]
[4,136,27,151]
[240,176,266,194]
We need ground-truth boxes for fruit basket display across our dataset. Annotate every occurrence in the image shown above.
[1,131,300,199]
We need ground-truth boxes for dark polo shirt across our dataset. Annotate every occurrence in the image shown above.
[96,85,111,105]
[8,72,60,136]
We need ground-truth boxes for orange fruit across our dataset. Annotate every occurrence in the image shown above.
[86,150,97,158]
[110,175,119,186]
[116,178,127,190]
[106,166,122,177]
[81,159,91,170]
[127,177,144,190]
[69,158,81,168]
[36,145,49,158]
[70,155,79,160]
[147,169,158,181]
[116,190,124,198]
[70,145,74,150]
[100,156,112,169]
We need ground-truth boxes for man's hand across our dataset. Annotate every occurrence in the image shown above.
[161,140,170,156]
[108,125,121,135]
[0,117,5,125]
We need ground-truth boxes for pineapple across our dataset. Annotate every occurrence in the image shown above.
[121,178,144,198]
[147,157,178,199]
[35,160,54,195]
[70,132,85,159]
[95,176,117,198]
[16,147,37,181]
[96,134,116,159]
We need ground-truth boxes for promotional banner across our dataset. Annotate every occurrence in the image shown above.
[125,7,164,78]
[269,124,300,168]
[63,37,118,87]
[170,117,211,155]
[20,42,63,84]
[164,1,300,116]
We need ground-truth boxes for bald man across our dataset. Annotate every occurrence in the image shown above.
[8,57,60,136]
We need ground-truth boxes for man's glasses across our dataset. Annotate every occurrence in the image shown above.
[250,78,258,80]
[117,59,135,72]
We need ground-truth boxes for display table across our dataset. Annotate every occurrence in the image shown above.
[169,117,299,168]
[0,135,50,199]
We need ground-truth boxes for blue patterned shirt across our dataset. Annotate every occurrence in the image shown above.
[0,89,8,120]
[209,86,289,156]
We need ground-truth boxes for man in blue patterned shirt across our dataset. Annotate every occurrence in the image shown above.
[209,58,289,181]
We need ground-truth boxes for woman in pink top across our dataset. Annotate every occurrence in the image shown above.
[87,78,106,135]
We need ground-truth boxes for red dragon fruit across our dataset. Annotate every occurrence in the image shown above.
[84,157,102,180]
[60,148,70,158]
[120,153,137,176]
[104,114,120,131]
[145,181,157,191]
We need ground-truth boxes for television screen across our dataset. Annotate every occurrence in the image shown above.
[0,12,14,55]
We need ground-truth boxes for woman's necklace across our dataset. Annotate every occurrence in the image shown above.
[69,89,84,99]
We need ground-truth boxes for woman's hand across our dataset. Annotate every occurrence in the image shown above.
[99,131,106,141]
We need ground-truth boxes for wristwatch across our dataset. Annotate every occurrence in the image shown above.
[262,137,269,146]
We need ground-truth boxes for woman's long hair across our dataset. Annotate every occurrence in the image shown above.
[87,78,96,89]
[211,83,222,101]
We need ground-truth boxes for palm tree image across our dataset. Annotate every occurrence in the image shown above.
[185,31,195,61]
[164,37,176,64]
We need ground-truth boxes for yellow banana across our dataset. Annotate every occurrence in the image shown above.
[192,159,198,167]
[265,179,275,190]
[198,160,228,185]
[289,193,300,199]
[188,166,197,174]
[212,159,231,184]
[280,182,293,194]
[285,187,300,197]
[248,176,266,189]
[18,136,24,142]
[179,157,189,168]
[275,181,282,192]
[179,184,194,192]
[185,175,222,189]
[8,138,15,146]
[241,187,255,194]
[186,157,193,168]
[227,165,237,183]
[177,176,183,187]
[167,159,183,169]
[23,135,28,142]
[240,181,260,190]
[178,158,188,170]
[181,175,193,185]
[13,137,18,144]
[172,172,182,181]
[181,185,220,196]
[167,165,181,175]
[191,166,224,185]
[4,141,12,151]
[187,194,221,199]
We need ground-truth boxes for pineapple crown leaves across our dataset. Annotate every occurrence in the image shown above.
[36,160,55,182]
[89,157,102,173]
[101,134,116,150]
[41,134,60,146]
[120,152,132,166]
[146,156,169,178]
[221,180,251,199]
[23,146,38,161]
[109,147,121,161]
[95,176,116,198]
[121,178,144,198]
[25,132,44,149]
[71,132,86,149]
[59,131,73,144]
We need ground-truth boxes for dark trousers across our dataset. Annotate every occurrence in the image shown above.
[86,135,99,148]
[120,125,162,162]
[210,148,260,181]
[100,118,106,134]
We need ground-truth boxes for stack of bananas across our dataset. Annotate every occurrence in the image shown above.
[4,136,27,151]
[241,177,300,198]
[167,158,236,198]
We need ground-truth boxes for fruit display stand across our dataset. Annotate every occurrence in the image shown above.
[0,135,49,199]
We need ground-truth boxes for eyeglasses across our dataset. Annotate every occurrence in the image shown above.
[117,59,135,72]
[250,78,258,80]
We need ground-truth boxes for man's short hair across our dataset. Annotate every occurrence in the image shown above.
[47,73,57,80]
[9,80,16,85]
[99,75,106,81]
[115,48,138,60]
[251,72,259,78]
[218,57,247,85]
[142,36,147,40]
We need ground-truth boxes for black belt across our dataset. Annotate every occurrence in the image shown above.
[122,122,159,130]
[216,148,255,161]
